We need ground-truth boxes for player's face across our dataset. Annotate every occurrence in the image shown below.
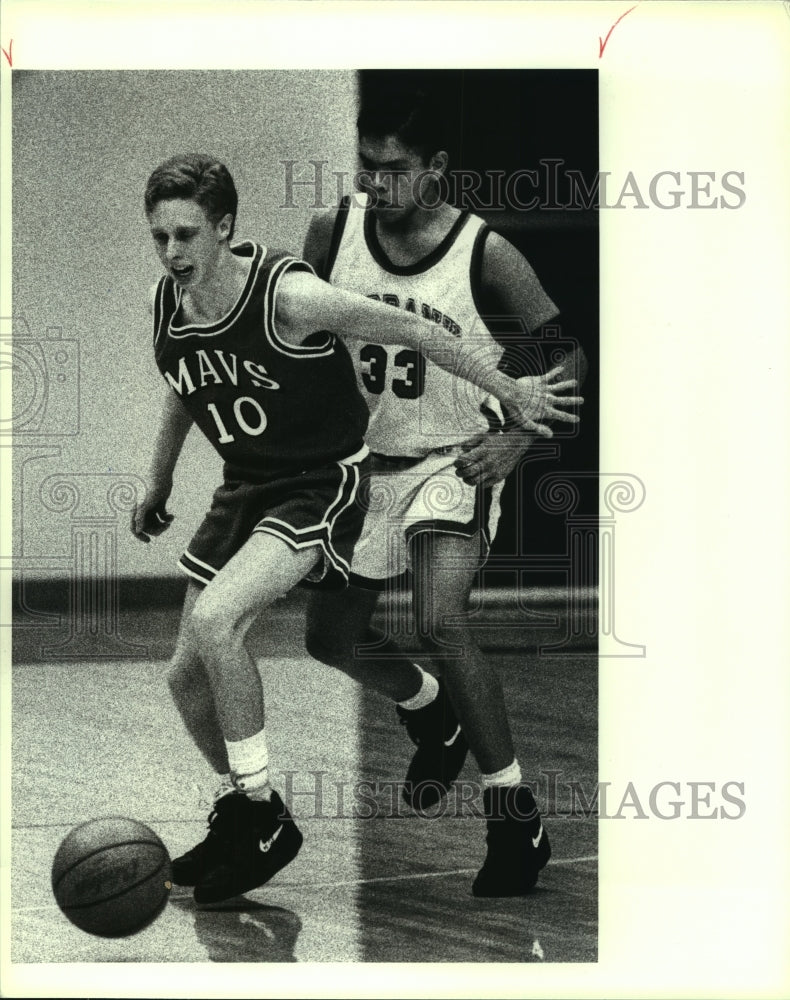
[148,198,229,288]
[357,135,431,219]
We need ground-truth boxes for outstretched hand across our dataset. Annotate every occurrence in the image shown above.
[454,432,533,488]
[506,366,583,437]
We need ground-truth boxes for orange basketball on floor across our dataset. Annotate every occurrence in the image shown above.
[51,816,172,937]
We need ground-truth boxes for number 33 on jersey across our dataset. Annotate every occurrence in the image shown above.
[358,344,426,400]
[326,195,551,456]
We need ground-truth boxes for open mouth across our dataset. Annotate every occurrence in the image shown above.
[171,264,194,281]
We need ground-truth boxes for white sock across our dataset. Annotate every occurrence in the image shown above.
[397,666,440,711]
[225,730,271,799]
[481,759,522,788]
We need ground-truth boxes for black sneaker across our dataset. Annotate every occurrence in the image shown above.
[171,790,236,887]
[472,784,551,897]
[192,790,303,905]
[396,679,469,812]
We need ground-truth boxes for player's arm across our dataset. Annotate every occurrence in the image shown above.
[455,233,587,485]
[481,231,588,395]
[131,386,191,543]
[275,270,582,437]
[146,387,193,490]
[131,288,193,542]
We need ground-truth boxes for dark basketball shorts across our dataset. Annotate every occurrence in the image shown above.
[178,446,369,590]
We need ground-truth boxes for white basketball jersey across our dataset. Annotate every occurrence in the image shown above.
[328,196,506,457]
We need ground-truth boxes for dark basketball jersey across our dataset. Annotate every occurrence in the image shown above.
[153,242,369,482]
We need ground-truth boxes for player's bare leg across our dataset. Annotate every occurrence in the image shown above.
[172,533,319,900]
[409,530,514,774]
[167,580,230,775]
[190,532,321,742]
[410,529,551,895]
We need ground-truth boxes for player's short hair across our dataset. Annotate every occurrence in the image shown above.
[356,71,456,163]
[144,154,238,239]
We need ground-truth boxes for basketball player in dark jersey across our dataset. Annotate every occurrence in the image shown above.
[131,154,581,904]
[302,85,588,896]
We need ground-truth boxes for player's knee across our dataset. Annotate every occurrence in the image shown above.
[167,657,206,699]
[189,591,242,659]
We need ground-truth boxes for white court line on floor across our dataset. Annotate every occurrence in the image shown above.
[12,855,597,913]
[270,855,598,890]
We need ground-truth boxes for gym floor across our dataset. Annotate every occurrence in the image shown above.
[10,589,597,965]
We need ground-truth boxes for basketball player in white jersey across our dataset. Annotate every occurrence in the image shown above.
[132,154,580,905]
[303,86,587,896]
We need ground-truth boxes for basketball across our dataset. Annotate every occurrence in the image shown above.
[51,817,172,938]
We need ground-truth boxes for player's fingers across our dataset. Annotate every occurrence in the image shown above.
[143,508,174,536]
[458,433,487,453]
[455,446,486,469]
[546,408,581,423]
[456,438,493,463]
[548,394,584,406]
[461,457,496,482]
[131,506,147,536]
[517,419,553,437]
[546,380,579,393]
[150,509,174,525]
[150,517,174,535]
[455,461,480,479]
[543,365,570,382]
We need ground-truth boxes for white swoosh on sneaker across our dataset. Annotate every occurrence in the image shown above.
[531,824,545,850]
[444,725,462,747]
[259,825,283,853]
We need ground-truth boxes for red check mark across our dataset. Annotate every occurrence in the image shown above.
[599,5,639,58]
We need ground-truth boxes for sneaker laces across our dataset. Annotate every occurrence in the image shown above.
[194,782,238,851]
[196,775,236,812]
[205,806,223,836]
[192,798,241,857]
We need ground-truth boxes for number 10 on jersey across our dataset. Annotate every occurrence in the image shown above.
[207,396,267,443]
